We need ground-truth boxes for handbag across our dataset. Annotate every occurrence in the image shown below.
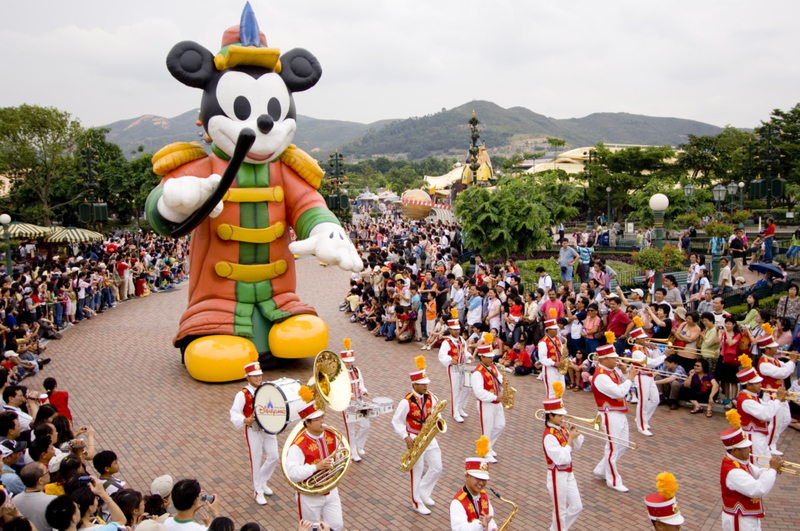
[408,311,418,321]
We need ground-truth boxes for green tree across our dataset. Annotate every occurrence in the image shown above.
[677,126,753,188]
[385,167,419,194]
[0,105,82,224]
[546,137,566,153]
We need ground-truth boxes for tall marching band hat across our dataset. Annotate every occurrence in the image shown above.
[720,410,752,449]
[448,308,461,330]
[544,308,558,330]
[596,332,619,359]
[341,338,355,363]
[298,384,325,420]
[756,324,779,349]
[543,382,567,415]
[630,316,648,340]
[410,356,431,385]
[644,472,684,526]
[735,354,762,384]
[468,436,491,480]
[244,362,262,377]
[477,333,493,357]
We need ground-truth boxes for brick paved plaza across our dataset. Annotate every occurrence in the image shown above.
[31,259,799,531]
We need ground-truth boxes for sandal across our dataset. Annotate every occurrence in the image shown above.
[690,406,702,414]
[572,387,582,393]
[706,408,713,418]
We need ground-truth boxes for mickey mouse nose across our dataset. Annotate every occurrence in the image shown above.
[256,114,274,134]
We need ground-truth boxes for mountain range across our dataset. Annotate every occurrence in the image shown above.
[102,100,724,161]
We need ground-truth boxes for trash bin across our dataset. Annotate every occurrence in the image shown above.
[773,240,780,259]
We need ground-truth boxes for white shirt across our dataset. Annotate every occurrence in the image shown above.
[229,384,257,431]
[724,453,777,500]
[471,365,502,403]
[543,422,584,468]
[164,518,207,531]
[3,405,32,431]
[285,430,332,484]
[449,491,497,531]
[452,263,463,278]
[757,356,795,382]
[538,275,553,292]
[739,390,783,421]
[439,336,468,367]
[593,369,632,401]
[537,335,561,368]
[630,347,666,376]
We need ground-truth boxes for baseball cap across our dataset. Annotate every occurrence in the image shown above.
[150,475,174,497]
[0,439,26,458]
[3,351,18,358]
[631,288,644,297]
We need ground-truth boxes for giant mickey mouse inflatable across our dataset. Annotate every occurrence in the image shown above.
[145,3,361,382]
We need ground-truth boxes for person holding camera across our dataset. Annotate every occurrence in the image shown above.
[228,361,278,506]
[164,479,220,531]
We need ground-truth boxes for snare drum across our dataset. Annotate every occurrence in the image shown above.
[344,400,372,423]
[456,365,473,388]
[253,377,303,434]
[372,397,393,416]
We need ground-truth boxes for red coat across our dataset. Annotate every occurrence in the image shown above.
[592,366,628,413]
[452,488,490,522]
[720,456,765,518]
[404,392,433,435]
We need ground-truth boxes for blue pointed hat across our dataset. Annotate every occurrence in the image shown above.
[215,2,281,72]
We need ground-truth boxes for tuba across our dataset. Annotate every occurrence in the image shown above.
[400,394,448,472]
[280,350,353,496]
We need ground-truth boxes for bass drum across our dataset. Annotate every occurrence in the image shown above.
[253,378,303,434]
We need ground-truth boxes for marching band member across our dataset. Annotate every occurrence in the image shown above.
[228,359,278,505]
[735,355,787,463]
[754,327,799,455]
[285,399,344,531]
[591,333,637,492]
[719,411,783,531]
[340,338,369,463]
[542,382,583,531]
[643,472,684,531]
[450,437,497,531]
[629,317,666,437]
[471,344,506,463]
[391,356,443,516]
[539,308,566,398]
[439,308,471,423]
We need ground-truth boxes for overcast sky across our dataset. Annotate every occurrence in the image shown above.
[2,1,798,129]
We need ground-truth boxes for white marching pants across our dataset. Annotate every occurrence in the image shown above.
[744,431,770,465]
[341,411,370,454]
[244,426,279,494]
[543,366,565,398]
[635,374,658,432]
[448,365,471,417]
[592,411,628,488]
[768,400,791,453]
[297,488,343,531]
[410,439,442,507]
[547,469,582,531]
[477,400,506,456]
[721,512,762,531]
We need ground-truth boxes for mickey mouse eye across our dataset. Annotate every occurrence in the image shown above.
[267,98,281,121]
[234,96,251,121]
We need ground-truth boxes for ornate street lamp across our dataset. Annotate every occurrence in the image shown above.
[0,214,11,274]
[738,181,745,210]
[683,182,695,213]
[649,193,669,291]
[712,184,727,219]
[606,186,612,226]
[727,182,739,215]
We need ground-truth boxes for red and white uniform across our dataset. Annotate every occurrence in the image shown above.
[450,487,497,531]
[341,366,370,456]
[720,454,777,531]
[538,333,565,398]
[543,424,584,531]
[591,365,631,489]
[737,390,782,463]
[229,384,278,497]
[391,391,443,510]
[757,354,795,454]
[439,334,471,418]
[471,363,506,459]
[630,344,665,433]
[285,427,344,531]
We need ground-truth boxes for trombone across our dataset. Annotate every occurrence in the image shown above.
[533,409,638,450]
[587,353,675,378]
[628,337,718,359]
[754,455,800,476]
[762,389,800,405]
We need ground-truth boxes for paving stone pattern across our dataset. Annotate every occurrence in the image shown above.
[31,259,799,531]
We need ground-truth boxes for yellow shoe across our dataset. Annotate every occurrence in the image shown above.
[269,314,329,359]
[184,335,258,382]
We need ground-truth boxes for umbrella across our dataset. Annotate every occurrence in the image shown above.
[748,262,782,277]
[45,227,103,243]
[0,222,52,239]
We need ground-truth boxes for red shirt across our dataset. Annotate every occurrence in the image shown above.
[48,390,72,421]
[606,309,632,337]
[763,223,775,238]
[117,262,129,276]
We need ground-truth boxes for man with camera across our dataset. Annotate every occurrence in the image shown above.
[164,479,220,531]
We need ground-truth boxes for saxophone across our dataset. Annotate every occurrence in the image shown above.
[399,394,448,472]
[497,365,516,410]
[490,488,518,531]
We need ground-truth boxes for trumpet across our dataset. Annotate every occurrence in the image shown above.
[754,455,800,476]
[533,409,638,450]
[586,353,675,378]
[762,389,800,405]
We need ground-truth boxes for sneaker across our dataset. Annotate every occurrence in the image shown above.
[583,386,592,392]
[358,448,366,456]
[423,497,435,507]
[421,345,428,350]
[505,367,514,373]
[254,492,267,505]
[453,415,464,423]
[608,483,629,493]
[459,409,469,418]
[261,485,273,496]
[412,504,431,516]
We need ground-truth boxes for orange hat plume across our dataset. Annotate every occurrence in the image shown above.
[726,409,742,429]
[553,381,564,399]
[249,349,258,362]
[633,315,644,328]
[298,385,315,404]
[451,308,459,319]
[738,354,753,370]
[482,332,493,344]
[476,436,490,458]
[415,355,426,370]
[762,323,773,336]
[343,338,351,350]
[549,308,557,319]
[605,331,616,344]
[656,472,678,500]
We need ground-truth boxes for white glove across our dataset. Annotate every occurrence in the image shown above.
[157,174,224,223]
[289,222,363,273]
